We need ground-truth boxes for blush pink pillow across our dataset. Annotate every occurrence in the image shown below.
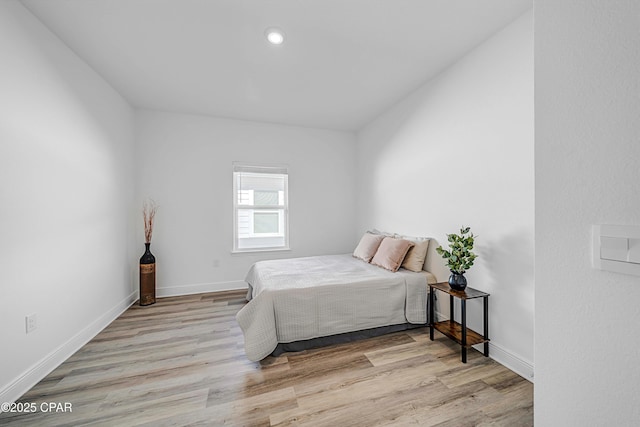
[371,237,414,272]
[353,232,385,262]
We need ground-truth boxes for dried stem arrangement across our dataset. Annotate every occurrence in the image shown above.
[143,199,158,244]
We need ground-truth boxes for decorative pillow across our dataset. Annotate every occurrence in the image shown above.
[353,232,385,262]
[371,237,415,272]
[401,239,430,272]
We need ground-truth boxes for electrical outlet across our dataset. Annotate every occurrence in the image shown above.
[25,313,37,334]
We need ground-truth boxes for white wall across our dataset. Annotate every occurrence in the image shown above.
[535,1,640,424]
[0,1,135,402]
[134,110,356,295]
[356,11,534,378]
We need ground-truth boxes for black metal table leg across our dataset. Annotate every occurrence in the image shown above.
[461,299,467,363]
[449,295,454,323]
[483,296,489,357]
[429,287,434,341]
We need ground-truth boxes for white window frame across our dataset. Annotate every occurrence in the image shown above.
[232,163,289,253]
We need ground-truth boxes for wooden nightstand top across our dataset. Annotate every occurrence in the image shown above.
[429,282,490,300]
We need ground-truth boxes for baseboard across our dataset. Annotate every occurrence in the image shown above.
[434,310,534,383]
[484,341,534,383]
[0,291,138,404]
[156,280,247,297]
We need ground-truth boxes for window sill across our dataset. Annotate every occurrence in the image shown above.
[231,247,292,255]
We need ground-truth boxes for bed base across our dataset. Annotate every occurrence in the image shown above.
[270,322,427,357]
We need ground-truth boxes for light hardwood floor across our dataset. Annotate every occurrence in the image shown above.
[1,291,533,426]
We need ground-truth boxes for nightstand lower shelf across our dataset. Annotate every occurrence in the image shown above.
[433,320,488,348]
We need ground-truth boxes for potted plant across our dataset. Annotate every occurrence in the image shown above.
[435,226,477,291]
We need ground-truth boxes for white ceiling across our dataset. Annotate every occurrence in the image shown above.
[21,0,532,131]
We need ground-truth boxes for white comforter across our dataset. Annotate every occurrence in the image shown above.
[236,254,430,361]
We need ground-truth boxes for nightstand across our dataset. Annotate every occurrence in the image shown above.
[428,282,490,363]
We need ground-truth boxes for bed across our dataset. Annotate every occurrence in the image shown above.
[236,252,436,362]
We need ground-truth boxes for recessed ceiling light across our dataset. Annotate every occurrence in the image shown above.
[265,28,285,45]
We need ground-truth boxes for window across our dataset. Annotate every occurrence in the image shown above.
[233,164,289,252]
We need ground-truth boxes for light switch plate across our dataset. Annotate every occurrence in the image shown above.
[600,236,629,262]
[593,225,640,276]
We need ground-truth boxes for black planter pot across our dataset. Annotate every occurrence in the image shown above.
[448,272,467,291]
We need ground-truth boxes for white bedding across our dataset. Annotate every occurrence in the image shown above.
[236,254,434,361]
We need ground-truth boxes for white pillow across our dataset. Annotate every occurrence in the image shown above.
[398,235,431,272]
[367,228,396,237]
[401,239,430,272]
